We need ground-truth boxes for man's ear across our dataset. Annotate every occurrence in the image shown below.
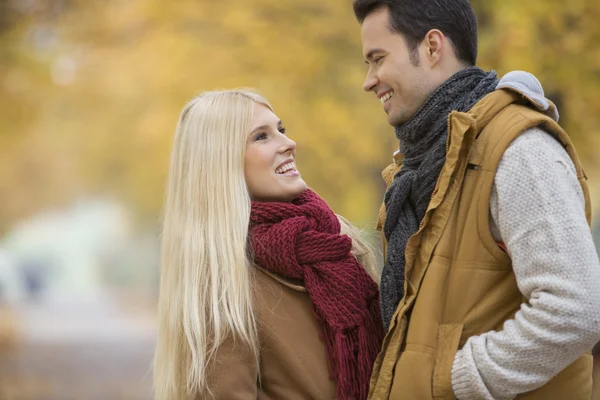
[421,29,445,68]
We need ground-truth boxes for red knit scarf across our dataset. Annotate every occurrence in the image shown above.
[249,189,384,400]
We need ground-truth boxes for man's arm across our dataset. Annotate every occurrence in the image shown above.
[451,128,600,400]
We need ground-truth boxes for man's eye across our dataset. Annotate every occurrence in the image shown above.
[374,56,384,64]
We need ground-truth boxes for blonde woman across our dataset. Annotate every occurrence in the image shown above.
[153,90,384,400]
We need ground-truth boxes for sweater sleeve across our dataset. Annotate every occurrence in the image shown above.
[451,128,600,400]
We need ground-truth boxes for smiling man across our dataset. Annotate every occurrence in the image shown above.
[353,0,600,399]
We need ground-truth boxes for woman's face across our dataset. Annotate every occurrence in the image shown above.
[244,103,307,202]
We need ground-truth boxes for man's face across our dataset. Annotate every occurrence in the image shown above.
[361,6,434,127]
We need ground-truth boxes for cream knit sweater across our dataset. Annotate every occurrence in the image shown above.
[451,73,600,399]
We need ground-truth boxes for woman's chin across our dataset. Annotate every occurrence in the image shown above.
[282,181,308,202]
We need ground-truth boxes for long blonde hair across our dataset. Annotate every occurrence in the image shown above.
[153,89,378,400]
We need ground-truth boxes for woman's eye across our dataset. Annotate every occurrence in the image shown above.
[255,132,268,141]
[278,127,287,135]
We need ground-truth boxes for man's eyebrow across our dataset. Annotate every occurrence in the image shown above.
[364,48,385,62]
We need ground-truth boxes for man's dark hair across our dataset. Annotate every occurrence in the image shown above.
[353,0,478,66]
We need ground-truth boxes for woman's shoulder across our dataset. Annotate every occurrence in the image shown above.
[250,266,315,327]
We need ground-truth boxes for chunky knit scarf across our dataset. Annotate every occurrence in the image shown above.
[381,67,499,329]
[249,189,384,400]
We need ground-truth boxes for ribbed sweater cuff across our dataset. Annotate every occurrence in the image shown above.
[451,348,497,400]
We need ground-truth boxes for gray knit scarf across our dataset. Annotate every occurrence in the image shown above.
[381,67,498,330]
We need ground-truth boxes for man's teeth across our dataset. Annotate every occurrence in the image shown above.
[380,92,393,104]
[276,162,296,174]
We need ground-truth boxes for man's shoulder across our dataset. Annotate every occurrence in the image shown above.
[470,99,568,170]
[496,126,578,187]
[504,127,566,157]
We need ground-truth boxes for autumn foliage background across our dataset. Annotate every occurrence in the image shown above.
[0,0,599,399]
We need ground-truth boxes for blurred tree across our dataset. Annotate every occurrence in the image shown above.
[0,0,599,235]
[472,0,600,163]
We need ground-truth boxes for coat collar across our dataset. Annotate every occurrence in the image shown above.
[256,266,307,292]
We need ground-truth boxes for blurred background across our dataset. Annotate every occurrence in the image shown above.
[0,0,599,398]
